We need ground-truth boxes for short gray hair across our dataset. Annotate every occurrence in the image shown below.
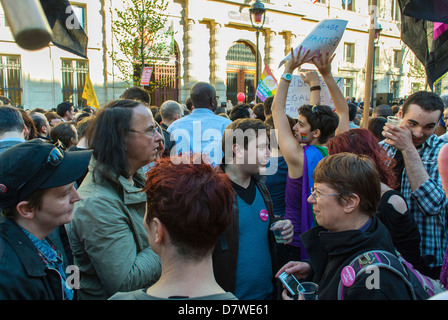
[160,100,182,121]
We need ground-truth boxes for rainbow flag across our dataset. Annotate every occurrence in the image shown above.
[256,65,278,102]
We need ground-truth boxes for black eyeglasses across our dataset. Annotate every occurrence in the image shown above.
[16,142,64,201]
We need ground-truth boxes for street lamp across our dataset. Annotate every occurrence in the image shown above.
[249,0,266,102]
[371,23,382,108]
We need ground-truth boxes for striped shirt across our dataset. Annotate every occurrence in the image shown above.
[380,134,448,267]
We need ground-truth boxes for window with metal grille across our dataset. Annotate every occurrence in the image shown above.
[343,78,354,98]
[344,43,355,63]
[391,0,401,21]
[226,43,256,64]
[374,46,380,67]
[393,49,402,68]
[0,55,22,106]
[71,4,87,31]
[61,59,88,108]
[342,0,354,11]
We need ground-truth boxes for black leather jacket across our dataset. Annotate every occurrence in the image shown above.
[0,217,64,299]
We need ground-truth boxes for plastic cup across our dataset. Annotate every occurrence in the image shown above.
[387,116,401,126]
[299,282,319,300]
[270,220,287,244]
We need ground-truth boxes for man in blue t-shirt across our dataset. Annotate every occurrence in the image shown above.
[213,118,293,300]
[168,82,231,166]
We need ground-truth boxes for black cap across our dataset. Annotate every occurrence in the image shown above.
[0,139,91,209]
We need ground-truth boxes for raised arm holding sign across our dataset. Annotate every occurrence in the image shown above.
[271,47,345,263]
[279,19,348,68]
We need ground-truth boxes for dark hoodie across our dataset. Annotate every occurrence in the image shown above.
[301,216,413,300]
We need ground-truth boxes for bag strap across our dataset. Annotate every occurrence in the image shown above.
[338,250,416,300]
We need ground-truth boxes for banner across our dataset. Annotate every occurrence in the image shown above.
[398,0,448,24]
[279,19,348,68]
[256,65,278,102]
[284,75,343,119]
[398,0,448,89]
[40,0,88,58]
[82,74,99,109]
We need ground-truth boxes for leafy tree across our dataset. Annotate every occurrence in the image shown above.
[109,0,173,88]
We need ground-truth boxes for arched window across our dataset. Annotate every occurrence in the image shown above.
[226,42,256,105]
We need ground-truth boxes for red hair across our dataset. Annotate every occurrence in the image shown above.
[144,154,234,260]
[328,128,398,189]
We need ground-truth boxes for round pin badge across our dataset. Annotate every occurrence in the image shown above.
[0,184,7,194]
[259,209,269,221]
[341,265,356,287]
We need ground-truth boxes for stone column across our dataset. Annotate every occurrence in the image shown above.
[265,29,280,72]
[180,18,198,103]
[209,21,226,104]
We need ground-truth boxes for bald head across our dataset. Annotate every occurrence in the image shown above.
[190,82,217,111]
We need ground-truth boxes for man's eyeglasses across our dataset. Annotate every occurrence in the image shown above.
[129,125,160,137]
[310,187,341,201]
[16,142,64,201]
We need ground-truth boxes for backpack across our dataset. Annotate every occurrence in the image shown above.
[338,250,445,300]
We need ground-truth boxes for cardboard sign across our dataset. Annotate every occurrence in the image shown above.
[284,75,344,119]
[279,19,348,68]
[140,67,153,86]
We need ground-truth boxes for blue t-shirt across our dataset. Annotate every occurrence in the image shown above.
[265,156,288,217]
[167,108,231,166]
[234,187,273,300]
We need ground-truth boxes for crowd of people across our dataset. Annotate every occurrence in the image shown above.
[1,48,448,301]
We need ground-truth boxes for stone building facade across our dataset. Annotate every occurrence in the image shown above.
[0,0,430,109]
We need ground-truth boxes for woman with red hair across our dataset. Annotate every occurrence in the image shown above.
[111,154,237,300]
[328,128,427,275]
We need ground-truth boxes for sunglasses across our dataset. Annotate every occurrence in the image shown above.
[311,105,322,118]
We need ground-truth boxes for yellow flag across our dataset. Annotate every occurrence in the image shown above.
[82,74,99,109]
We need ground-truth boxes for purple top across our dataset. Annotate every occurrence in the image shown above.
[284,174,303,248]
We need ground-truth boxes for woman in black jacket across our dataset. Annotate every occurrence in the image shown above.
[328,128,426,275]
[0,139,90,299]
[276,153,413,300]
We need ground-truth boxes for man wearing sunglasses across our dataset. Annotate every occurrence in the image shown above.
[0,139,91,299]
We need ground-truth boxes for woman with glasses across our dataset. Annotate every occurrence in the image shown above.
[276,153,413,300]
[271,47,349,263]
[66,99,163,300]
[110,154,237,300]
[328,128,427,275]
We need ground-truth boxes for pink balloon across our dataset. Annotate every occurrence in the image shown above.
[237,92,245,102]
